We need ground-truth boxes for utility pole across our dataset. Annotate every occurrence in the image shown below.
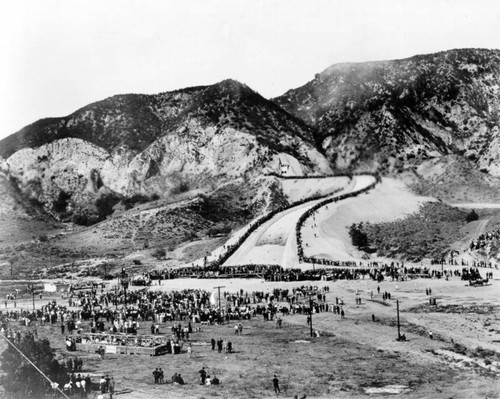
[213,286,225,310]
[121,268,129,306]
[27,283,35,311]
[309,293,314,337]
[304,290,315,337]
[396,299,401,340]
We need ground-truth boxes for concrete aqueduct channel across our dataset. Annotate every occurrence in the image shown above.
[219,174,378,270]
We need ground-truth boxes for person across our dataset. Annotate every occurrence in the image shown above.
[85,375,91,394]
[153,368,159,384]
[205,375,212,386]
[158,369,164,384]
[187,343,193,357]
[429,331,433,340]
[340,309,345,319]
[80,378,86,398]
[175,374,185,385]
[212,375,220,385]
[100,376,106,393]
[372,314,375,322]
[97,345,105,358]
[211,338,216,350]
[273,375,281,394]
[199,367,207,385]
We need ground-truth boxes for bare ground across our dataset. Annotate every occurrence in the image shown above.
[1,273,499,399]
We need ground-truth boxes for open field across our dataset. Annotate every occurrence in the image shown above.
[2,177,500,398]
[1,272,500,399]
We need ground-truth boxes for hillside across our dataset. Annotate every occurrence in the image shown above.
[275,49,500,177]
[0,159,61,248]
[0,80,331,224]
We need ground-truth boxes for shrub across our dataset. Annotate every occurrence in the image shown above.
[170,181,190,195]
[1,335,68,398]
[360,202,468,261]
[95,193,121,219]
[152,248,166,259]
[465,209,479,223]
[52,191,71,213]
[348,223,369,248]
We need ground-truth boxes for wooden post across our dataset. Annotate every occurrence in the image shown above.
[396,299,401,340]
[309,293,314,337]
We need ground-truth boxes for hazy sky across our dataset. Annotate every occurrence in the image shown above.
[1,0,499,141]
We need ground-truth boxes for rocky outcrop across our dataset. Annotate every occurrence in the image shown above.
[2,80,331,222]
[275,49,500,175]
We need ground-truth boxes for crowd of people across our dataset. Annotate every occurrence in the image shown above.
[296,174,380,265]
[469,229,500,251]
[120,260,473,287]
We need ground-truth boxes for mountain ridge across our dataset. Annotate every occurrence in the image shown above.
[275,48,500,175]
[0,78,331,225]
[3,48,500,275]
[3,49,500,227]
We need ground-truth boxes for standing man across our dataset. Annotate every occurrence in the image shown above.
[273,375,281,394]
[108,377,115,399]
[199,367,207,385]
[85,375,91,395]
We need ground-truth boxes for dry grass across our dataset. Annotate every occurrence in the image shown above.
[2,275,500,399]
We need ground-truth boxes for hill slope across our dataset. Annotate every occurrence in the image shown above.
[0,80,332,223]
[275,49,500,176]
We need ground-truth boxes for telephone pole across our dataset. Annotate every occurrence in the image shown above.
[304,290,315,337]
[309,293,314,337]
[396,299,401,340]
[120,268,129,306]
[27,283,36,311]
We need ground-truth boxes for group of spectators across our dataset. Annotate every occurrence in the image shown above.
[469,229,500,251]
[122,260,461,286]
[62,373,99,398]
[296,174,380,264]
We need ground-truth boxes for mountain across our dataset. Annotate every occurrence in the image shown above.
[275,48,500,176]
[0,79,332,224]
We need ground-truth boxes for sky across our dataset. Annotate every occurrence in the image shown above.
[1,0,500,141]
